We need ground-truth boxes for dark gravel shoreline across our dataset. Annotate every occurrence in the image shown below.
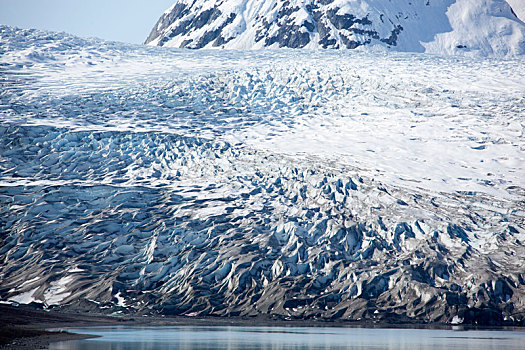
[0,331,95,350]
[0,304,108,350]
[1,304,523,349]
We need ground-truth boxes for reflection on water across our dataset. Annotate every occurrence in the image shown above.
[49,326,525,350]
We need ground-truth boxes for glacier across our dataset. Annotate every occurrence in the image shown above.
[0,25,525,325]
[145,0,525,57]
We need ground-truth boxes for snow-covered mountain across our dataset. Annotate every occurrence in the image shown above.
[507,0,525,22]
[145,0,525,57]
[1,25,525,325]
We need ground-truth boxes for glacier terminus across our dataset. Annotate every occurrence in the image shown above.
[1,0,525,327]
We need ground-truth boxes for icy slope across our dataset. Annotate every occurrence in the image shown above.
[507,0,525,22]
[1,26,525,324]
[145,0,525,57]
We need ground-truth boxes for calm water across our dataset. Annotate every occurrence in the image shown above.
[48,325,525,350]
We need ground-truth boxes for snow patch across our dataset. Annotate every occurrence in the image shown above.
[44,276,74,305]
[114,291,127,307]
[451,315,464,324]
[9,288,39,305]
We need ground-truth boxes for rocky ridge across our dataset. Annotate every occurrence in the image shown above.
[145,0,525,57]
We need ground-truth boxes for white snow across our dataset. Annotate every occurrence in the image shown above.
[114,291,127,307]
[423,0,525,57]
[451,315,464,324]
[9,288,39,304]
[68,266,85,273]
[1,25,523,217]
[43,276,74,305]
[507,0,525,22]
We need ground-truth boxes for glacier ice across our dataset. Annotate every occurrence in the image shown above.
[0,25,524,325]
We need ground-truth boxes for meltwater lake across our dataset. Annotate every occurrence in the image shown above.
[48,325,525,349]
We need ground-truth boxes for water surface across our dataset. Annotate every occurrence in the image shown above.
[48,325,525,349]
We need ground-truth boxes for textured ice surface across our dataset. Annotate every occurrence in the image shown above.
[1,25,524,324]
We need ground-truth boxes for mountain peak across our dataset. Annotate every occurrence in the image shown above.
[145,0,525,57]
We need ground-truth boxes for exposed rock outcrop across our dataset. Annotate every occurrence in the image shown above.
[145,0,525,57]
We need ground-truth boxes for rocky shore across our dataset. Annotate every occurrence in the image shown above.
[2,303,524,349]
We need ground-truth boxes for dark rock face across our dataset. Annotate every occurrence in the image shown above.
[144,0,406,49]
[145,2,189,45]
[255,2,314,49]
[149,5,237,48]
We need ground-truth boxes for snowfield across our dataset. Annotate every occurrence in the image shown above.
[0,25,524,324]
